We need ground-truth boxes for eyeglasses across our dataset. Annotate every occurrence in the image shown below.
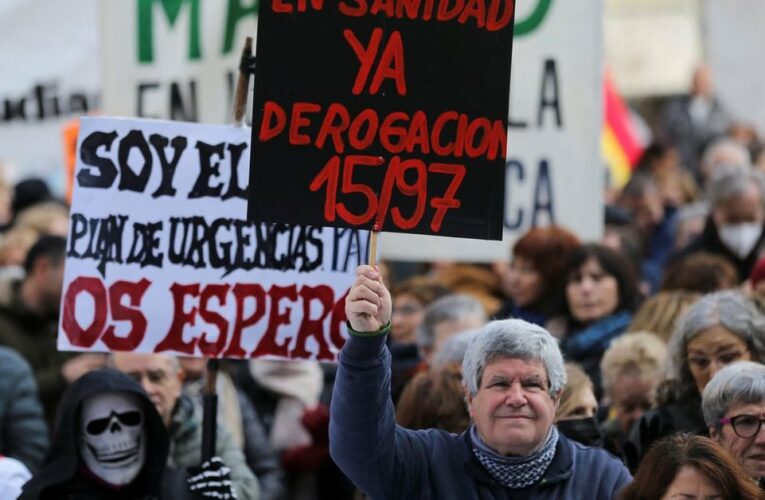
[719,414,765,438]
[86,410,142,435]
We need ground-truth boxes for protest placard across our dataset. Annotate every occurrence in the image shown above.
[379,0,604,261]
[58,116,368,361]
[247,0,516,240]
[1,0,99,181]
[100,1,258,124]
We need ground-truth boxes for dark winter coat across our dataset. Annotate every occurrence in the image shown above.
[660,95,730,176]
[622,395,707,472]
[0,280,70,424]
[0,346,48,474]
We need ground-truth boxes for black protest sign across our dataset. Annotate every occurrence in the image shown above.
[248,0,516,240]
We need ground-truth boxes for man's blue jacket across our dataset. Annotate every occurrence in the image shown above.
[329,333,632,499]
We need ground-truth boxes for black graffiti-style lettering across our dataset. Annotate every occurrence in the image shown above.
[331,228,368,272]
[127,221,165,268]
[233,219,256,269]
[188,141,226,198]
[76,129,246,198]
[222,142,248,200]
[77,129,189,192]
[150,134,188,197]
[67,213,129,277]
[167,217,323,275]
[78,131,119,188]
[118,130,153,192]
[188,140,250,200]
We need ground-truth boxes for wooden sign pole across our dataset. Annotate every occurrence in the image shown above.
[368,227,379,267]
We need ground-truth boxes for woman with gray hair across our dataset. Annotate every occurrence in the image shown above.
[624,290,765,471]
[702,361,765,482]
[417,293,487,363]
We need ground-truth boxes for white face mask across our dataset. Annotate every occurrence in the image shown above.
[718,222,762,258]
[79,392,145,486]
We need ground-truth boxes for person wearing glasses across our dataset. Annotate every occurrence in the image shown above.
[702,361,765,483]
[624,290,765,471]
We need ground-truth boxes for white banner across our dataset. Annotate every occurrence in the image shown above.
[703,0,765,136]
[0,0,100,186]
[58,117,366,360]
[379,0,604,261]
[100,0,258,125]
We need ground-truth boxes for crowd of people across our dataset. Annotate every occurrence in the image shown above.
[2,64,765,498]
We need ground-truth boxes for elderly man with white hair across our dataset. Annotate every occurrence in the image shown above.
[703,361,765,482]
[330,265,631,499]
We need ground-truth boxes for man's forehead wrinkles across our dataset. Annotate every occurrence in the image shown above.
[485,373,546,384]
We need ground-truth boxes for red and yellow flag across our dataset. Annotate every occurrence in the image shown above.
[602,74,644,188]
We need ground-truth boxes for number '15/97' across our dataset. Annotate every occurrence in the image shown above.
[309,154,465,232]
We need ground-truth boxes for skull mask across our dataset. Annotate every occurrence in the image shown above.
[79,392,146,486]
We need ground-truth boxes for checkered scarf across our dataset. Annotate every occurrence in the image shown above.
[471,425,558,489]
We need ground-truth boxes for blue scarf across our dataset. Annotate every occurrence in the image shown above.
[471,425,558,489]
[563,311,632,357]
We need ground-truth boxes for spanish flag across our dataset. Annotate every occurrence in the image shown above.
[602,74,644,188]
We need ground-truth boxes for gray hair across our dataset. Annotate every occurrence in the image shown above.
[462,319,565,398]
[702,361,765,429]
[708,167,765,209]
[432,329,478,368]
[675,201,709,226]
[106,352,181,373]
[667,291,765,399]
[701,138,751,178]
[417,294,487,350]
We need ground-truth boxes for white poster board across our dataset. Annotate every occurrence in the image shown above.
[379,0,604,261]
[0,0,100,186]
[100,0,258,124]
[59,117,366,360]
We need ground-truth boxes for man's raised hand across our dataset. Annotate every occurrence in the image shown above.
[345,265,392,333]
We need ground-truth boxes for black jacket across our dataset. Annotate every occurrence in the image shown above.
[20,368,171,500]
[622,395,707,472]
[675,217,765,281]
[0,346,48,474]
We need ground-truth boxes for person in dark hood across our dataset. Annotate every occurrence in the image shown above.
[19,368,170,500]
